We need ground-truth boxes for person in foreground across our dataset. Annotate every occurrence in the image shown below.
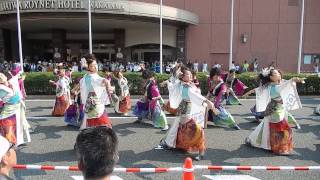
[0,135,17,180]
[75,126,120,180]
[158,65,217,161]
[244,68,304,155]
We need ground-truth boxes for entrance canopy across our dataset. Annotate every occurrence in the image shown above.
[0,0,199,25]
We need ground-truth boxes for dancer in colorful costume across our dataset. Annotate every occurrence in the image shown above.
[50,69,71,116]
[207,68,241,130]
[0,72,31,146]
[113,71,131,116]
[133,70,169,130]
[223,69,247,105]
[158,66,217,161]
[79,55,112,129]
[245,68,304,155]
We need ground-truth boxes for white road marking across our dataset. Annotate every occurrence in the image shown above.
[203,175,261,180]
[71,175,123,180]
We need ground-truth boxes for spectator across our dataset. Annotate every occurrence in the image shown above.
[313,62,319,73]
[80,57,87,72]
[213,62,222,69]
[235,64,241,73]
[242,60,249,72]
[269,61,275,69]
[230,61,236,70]
[253,58,259,72]
[75,126,119,180]
[193,61,199,73]
[202,61,208,73]
[0,135,16,180]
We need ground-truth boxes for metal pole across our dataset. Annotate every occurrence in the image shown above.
[88,0,93,54]
[228,0,234,70]
[160,0,163,74]
[297,0,305,74]
[16,0,23,71]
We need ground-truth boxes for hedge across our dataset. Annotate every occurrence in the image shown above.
[23,72,320,95]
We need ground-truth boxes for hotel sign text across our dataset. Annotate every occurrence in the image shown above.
[0,0,126,12]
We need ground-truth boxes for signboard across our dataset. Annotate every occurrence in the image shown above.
[0,0,126,12]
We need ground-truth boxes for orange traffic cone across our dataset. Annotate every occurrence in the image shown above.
[182,157,194,180]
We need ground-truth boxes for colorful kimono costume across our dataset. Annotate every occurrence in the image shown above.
[224,75,247,105]
[133,80,168,129]
[11,64,27,100]
[207,80,238,128]
[246,80,302,154]
[64,90,84,127]
[80,73,112,129]
[163,76,179,115]
[250,104,300,128]
[0,75,31,145]
[52,76,71,116]
[114,77,131,114]
[162,81,207,153]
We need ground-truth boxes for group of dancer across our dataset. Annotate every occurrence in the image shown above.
[0,54,308,162]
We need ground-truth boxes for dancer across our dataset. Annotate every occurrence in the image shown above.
[245,68,304,155]
[243,72,301,129]
[50,69,71,116]
[79,55,112,129]
[103,71,116,107]
[113,71,131,116]
[64,78,84,127]
[0,72,31,146]
[133,70,169,130]
[224,69,247,105]
[158,66,217,161]
[207,67,241,130]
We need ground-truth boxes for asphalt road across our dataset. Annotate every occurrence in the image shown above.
[10,97,320,180]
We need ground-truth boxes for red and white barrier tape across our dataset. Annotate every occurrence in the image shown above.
[195,165,320,171]
[14,165,183,173]
[14,165,320,172]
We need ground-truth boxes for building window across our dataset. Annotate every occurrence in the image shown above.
[304,54,320,64]
[288,0,299,6]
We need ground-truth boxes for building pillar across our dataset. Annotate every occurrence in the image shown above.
[52,29,66,62]
[0,29,5,62]
[176,27,186,62]
[114,28,125,62]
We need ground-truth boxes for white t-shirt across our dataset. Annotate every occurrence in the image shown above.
[314,65,319,73]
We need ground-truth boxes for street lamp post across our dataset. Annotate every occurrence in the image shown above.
[297,0,305,74]
[88,0,93,54]
[16,0,24,71]
[228,0,234,71]
[160,0,163,74]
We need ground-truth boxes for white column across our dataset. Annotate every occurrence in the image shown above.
[297,0,305,74]
[160,0,163,74]
[16,0,24,71]
[228,0,234,70]
[88,0,93,54]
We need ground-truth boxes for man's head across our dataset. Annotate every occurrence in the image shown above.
[0,136,17,176]
[75,127,118,180]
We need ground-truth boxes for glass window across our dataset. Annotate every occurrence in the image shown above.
[304,55,312,64]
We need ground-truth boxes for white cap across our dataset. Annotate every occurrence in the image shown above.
[0,136,10,160]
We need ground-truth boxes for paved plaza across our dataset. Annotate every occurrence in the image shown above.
[10,97,320,180]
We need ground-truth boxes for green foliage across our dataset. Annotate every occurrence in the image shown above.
[24,72,320,95]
